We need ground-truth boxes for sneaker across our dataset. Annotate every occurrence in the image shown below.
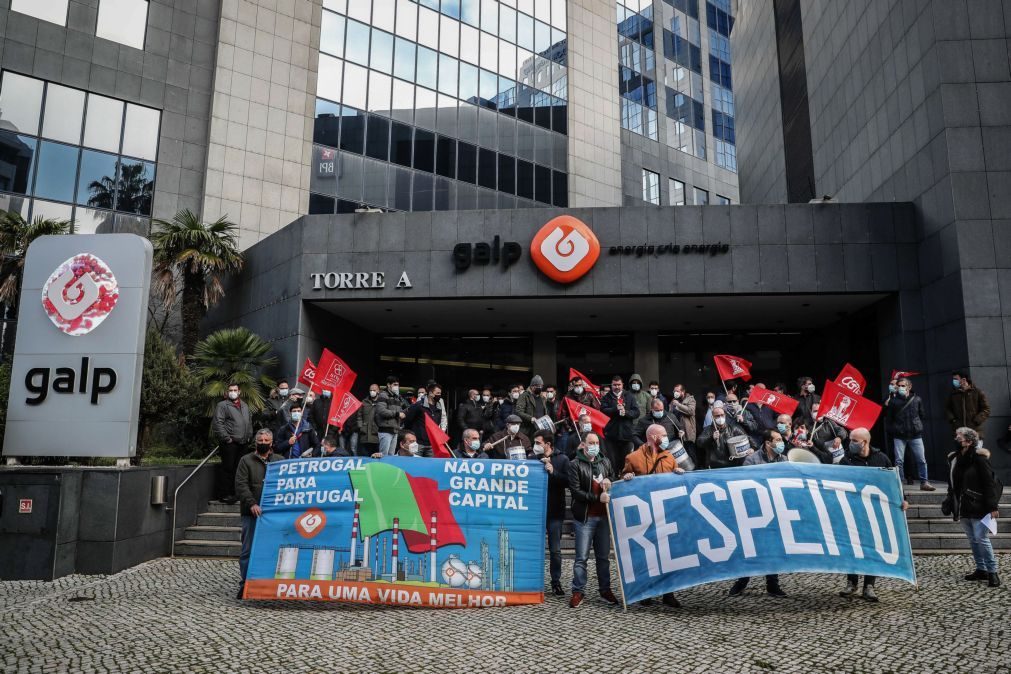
[728,579,748,597]
[767,584,787,598]
[920,482,936,492]
[569,591,584,608]
[989,573,1002,588]
[599,589,619,605]
[551,581,565,596]
[661,593,681,608]
[965,569,989,581]
[639,598,655,606]
[862,585,879,603]
[236,583,245,600]
[839,582,858,598]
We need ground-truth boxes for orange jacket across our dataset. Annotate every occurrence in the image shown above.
[622,444,678,476]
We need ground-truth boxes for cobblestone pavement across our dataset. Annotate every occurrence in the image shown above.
[1,555,1009,674]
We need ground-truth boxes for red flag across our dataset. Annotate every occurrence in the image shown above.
[563,397,609,438]
[298,358,317,389]
[817,379,882,431]
[326,388,362,430]
[422,412,452,458]
[568,368,600,400]
[890,369,921,380]
[713,354,752,382]
[402,474,466,551]
[833,363,866,396]
[316,348,357,393]
[747,387,798,417]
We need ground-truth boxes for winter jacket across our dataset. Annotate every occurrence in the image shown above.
[600,390,641,442]
[629,375,652,418]
[565,390,599,410]
[498,399,517,430]
[304,396,329,436]
[212,398,253,446]
[668,393,697,442]
[886,393,926,439]
[234,450,284,516]
[743,447,787,466]
[274,420,320,459]
[811,420,848,463]
[404,399,442,446]
[355,397,380,445]
[546,451,571,521]
[743,402,777,444]
[794,392,820,428]
[841,447,893,469]
[514,390,547,439]
[695,418,751,469]
[458,448,489,459]
[484,429,530,459]
[480,400,500,437]
[456,399,485,434]
[568,453,614,522]
[632,413,680,448]
[945,386,990,435]
[946,448,1002,520]
[375,389,408,433]
[622,444,678,476]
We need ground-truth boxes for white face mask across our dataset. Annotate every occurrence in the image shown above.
[481,395,490,402]
[585,444,600,457]
[511,392,520,400]
[228,391,239,400]
[545,392,555,400]
[533,443,545,456]
[573,386,584,395]
[631,383,641,391]
[508,424,520,435]
[369,390,378,398]
[649,388,659,396]
[673,391,682,399]
[714,416,726,426]
[706,397,715,404]
[390,385,400,394]
[806,384,816,393]
[407,442,419,455]
[278,388,289,397]
[581,423,592,433]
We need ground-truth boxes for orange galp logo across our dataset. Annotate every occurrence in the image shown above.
[530,215,600,284]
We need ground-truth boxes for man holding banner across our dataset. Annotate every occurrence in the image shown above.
[567,433,619,608]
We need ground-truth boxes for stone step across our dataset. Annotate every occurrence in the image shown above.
[174,539,242,557]
[206,500,241,513]
[196,512,242,527]
[906,519,1004,534]
[909,533,1011,550]
[185,525,242,542]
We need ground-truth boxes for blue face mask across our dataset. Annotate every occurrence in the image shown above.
[652,410,664,419]
[773,442,786,454]
[776,423,788,434]
[291,412,302,422]
[952,378,961,389]
[659,437,670,449]
[468,440,480,451]
[585,445,600,457]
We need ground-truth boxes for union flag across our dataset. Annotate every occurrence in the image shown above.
[834,363,866,396]
[713,354,752,382]
[817,379,882,431]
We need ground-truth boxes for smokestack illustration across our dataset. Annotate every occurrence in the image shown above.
[349,502,360,566]
[392,517,400,580]
[363,535,371,571]
[429,510,437,584]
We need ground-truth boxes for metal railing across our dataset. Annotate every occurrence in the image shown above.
[168,445,219,558]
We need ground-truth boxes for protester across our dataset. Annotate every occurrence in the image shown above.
[695,404,751,468]
[533,430,570,596]
[701,391,718,428]
[743,383,777,445]
[376,376,408,456]
[886,377,934,490]
[648,381,666,408]
[724,392,759,440]
[600,375,641,476]
[262,379,289,430]
[633,398,679,448]
[515,375,548,439]
[544,385,559,418]
[273,403,319,458]
[730,429,789,598]
[565,413,594,458]
[277,386,304,428]
[302,434,350,458]
[839,428,908,602]
[212,382,254,505]
[795,376,819,428]
[235,429,283,598]
[370,431,420,459]
[479,387,500,438]
[566,375,599,409]
[946,427,1001,587]
[809,400,847,464]
[484,414,531,459]
[629,373,652,416]
[459,428,488,459]
[668,384,696,451]
[946,372,990,441]
[456,389,484,436]
[354,384,381,457]
[567,432,618,608]
[498,384,523,430]
[404,384,444,456]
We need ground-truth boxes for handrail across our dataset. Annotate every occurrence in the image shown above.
[169,445,219,558]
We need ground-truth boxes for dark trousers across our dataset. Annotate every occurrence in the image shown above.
[239,514,256,581]
[547,518,563,585]
[605,438,634,475]
[734,574,780,589]
[217,442,243,498]
[847,574,875,586]
[357,442,378,457]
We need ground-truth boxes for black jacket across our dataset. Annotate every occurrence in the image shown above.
[600,390,641,442]
[235,450,284,516]
[274,421,320,459]
[546,452,571,521]
[456,399,485,434]
[946,448,1001,520]
[794,393,820,428]
[568,453,614,522]
[480,400,500,437]
[945,386,990,434]
[811,420,848,463]
[304,397,329,436]
[841,447,892,469]
[404,399,443,446]
[886,394,926,439]
[696,419,751,469]
[633,413,679,448]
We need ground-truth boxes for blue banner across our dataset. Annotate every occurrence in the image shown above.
[243,456,547,607]
[606,463,915,603]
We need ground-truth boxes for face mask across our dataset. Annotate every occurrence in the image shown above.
[531,387,542,396]
[888,384,896,393]
[228,391,239,400]
[546,392,555,400]
[481,395,490,402]
[714,416,726,426]
[806,384,816,393]
[706,397,715,404]
[673,391,682,399]
[278,388,289,397]
[796,432,807,441]
[322,390,331,398]
[390,385,400,394]
[469,440,480,451]
[652,410,664,419]
[726,402,739,413]
[432,395,441,404]
[256,442,271,454]
[291,412,302,422]
[897,387,908,397]
[773,441,786,454]
[776,423,788,434]
[533,443,545,456]
[573,386,584,395]
[659,437,670,449]
[952,378,961,389]
[407,442,419,455]
[369,390,378,398]
[649,388,659,396]
[508,424,520,435]
[631,383,641,391]
[585,444,600,457]
[581,423,592,433]
[848,441,862,455]
[511,392,520,400]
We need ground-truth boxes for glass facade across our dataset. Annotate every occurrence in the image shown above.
[312,0,569,214]
[0,72,159,231]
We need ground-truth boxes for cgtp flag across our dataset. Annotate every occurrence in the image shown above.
[747,387,798,417]
[422,412,452,458]
[817,379,882,431]
[326,388,362,431]
[316,348,357,393]
[298,358,316,388]
[568,368,600,399]
[834,363,866,395]
[890,369,921,381]
[563,397,609,439]
[713,354,752,382]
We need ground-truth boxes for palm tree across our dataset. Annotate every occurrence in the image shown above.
[0,210,70,354]
[191,327,277,414]
[150,209,244,356]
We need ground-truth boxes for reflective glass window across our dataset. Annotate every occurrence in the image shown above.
[436,136,456,178]
[716,194,731,205]
[345,20,371,66]
[456,182,476,209]
[96,0,148,50]
[693,186,709,205]
[390,165,412,210]
[477,108,497,149]
[457,103,479,143]
[517,12,534,51]
[440,16,459,58]
[459,62,480,103]
[391,79,415,123]
[0,131,38,195]
[642,168,660,205]
[33,141,79,202]
[365,114,390,160]
[552,170,567,207]
[115,157,155,215]
[477,147,496,189]
[310,144,338,195]
[413,172,434,211]
[479,70,498,107]
[480,32,498,71]
[499,41,517,80]
[84,95,124,153]
[368,72,392,114]
[372,0,396,32]
[11,0,68,25]
[500,5,517,42]
[314,99,341,147]
[534,20,551,53]
[434,176,454,211]
[415,87,437,130]
[480,0,498,32]
[338,106,366,154]
[31,199,73,222]
[393,38,416,81]
[457,141,477,184]
[413,128,435,173]
[73,207,115,234]
[336,199,360,213]
[417,6,440,50]
[443,0,461,19]
[669,178,685,205]
[497,153,514,194]
[317,55,344,102]
[515,158,533,199]
[0,72,44,136]
[497,115,516,155]
[390,122,413,167]
[309,192,336,215]
[551,0,566,30]
[341,63,368,110]
[76,149,119,208]
[40,84,85,145]
[438,54,458,97]
[121,104,159,160]
[337,152,364,201]
[395,0,418,40]
[347,0,370,22]
[460,24,480,65]
[534,163,551,203]
[460,0,480,27]
[416,46,439,90]
[363,157,389,207]
[436,95,458,137]
[370,29,394,73]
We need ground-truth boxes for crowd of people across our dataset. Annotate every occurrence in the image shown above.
[216,369,1004,602]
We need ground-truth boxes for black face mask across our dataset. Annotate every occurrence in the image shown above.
[432,395,442,404]
[256,443,271,454]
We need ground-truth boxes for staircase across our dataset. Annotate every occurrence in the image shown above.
[905,482,1010,554]
[175,500,242,557]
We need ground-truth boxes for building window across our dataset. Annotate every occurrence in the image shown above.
[642,169,660,205]
[716,194,731,205]
[693,187,709,205]
[96,0,149,50]
[10,0,69,26]
[669,178,685,205]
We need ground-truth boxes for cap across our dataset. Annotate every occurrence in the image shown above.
[506,414,522,423]
[530,375,544,387]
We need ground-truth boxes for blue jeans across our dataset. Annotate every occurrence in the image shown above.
[239,515,257,581]
[961,518,998,572]
[547,518,563,585]
[572,516,611,594]
[379,432,397,456]
[893,437,928,482]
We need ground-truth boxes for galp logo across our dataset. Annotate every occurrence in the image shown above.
[295,508,326,539]
[530,215,600,284]
[41,254,119,336]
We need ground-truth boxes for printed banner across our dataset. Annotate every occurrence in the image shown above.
[243,456,547,607]
[607,463,914,603]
